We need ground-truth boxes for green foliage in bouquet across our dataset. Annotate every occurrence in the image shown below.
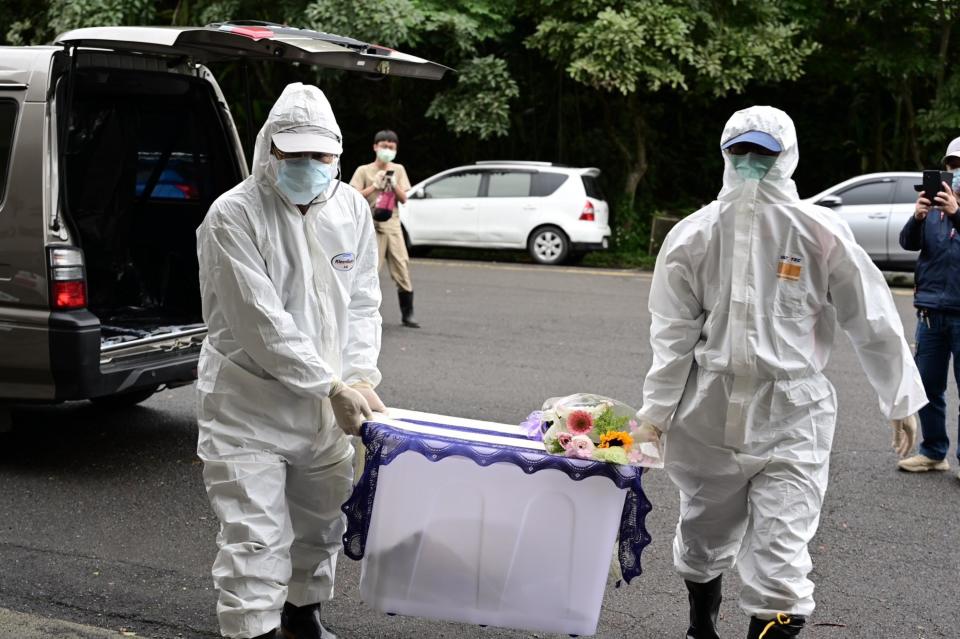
[591,406,631,439]
[593,446,630,465]
[542,421,565,455]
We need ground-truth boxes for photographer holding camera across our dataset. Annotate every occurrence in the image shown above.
[898,136,960,478]
[350,130,419,328]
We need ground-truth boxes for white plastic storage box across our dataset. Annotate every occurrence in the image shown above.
[342,409,649,637]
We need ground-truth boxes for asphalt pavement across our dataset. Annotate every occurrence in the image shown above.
[0,259,956,639]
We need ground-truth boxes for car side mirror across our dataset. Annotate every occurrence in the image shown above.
[817,194,842,208]
[409,189,424,199]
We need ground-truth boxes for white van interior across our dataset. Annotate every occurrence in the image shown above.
[60,64,243,350]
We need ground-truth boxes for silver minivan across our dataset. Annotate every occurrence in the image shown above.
[0,22,446,423]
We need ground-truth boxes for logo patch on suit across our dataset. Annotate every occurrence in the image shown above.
[331,252,355,271]
[777,254,802,281]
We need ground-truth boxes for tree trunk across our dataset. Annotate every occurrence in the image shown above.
[902,80,923,169]
[604,95,648,208]
[599,94,649,239]
[872,99,883,171]
[936,0,952,96]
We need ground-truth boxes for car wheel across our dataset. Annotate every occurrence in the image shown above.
[402,225,430,258]
[528,226,569,265]
[90,386,158,409]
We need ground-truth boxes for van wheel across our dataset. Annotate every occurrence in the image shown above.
[528,226,569,265]
[90,386,158,408]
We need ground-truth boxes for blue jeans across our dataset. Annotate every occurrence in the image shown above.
[914,309,960,462]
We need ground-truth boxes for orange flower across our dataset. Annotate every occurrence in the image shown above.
[598,431,633,449]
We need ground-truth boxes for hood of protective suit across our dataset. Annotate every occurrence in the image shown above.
[252,82,343,197]
[718,106,800,204]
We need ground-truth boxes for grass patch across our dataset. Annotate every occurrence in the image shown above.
[413,247,655,270]
[582,250,656,269]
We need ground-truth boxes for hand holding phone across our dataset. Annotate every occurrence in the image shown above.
[922,170,953,202]
[936,180,960,216]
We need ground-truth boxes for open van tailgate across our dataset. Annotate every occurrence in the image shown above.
[55,24,451,80]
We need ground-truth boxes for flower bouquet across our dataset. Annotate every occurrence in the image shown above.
[521,393,663,469]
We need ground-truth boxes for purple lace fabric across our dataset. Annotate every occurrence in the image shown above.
[341,418,653,585]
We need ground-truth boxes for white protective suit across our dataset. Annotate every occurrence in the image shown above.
[637,106,927,619]
[196,83,382,638]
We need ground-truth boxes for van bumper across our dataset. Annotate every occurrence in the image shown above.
[49,311,198,401]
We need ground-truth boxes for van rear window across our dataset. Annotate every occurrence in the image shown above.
[581,174,605,200]
[0,100,17,204]
[531,172,568,197]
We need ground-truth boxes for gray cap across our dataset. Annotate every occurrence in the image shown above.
[942,136,960,165]
[272,125,342,155]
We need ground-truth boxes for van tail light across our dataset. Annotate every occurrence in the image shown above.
[579,201,596,221]
[48,247,87,310]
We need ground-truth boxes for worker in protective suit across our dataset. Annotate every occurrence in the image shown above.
[196,83,386,639]
[636,106,927,639]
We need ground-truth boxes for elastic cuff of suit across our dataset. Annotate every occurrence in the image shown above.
[327,378,344,398]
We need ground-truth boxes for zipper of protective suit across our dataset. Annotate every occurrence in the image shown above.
[725,181,760,449]
[303,212,341,424]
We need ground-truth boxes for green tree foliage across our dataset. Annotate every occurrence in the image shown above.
[303,0,518,139]
[525,0,817,206]
[2,0,960,255]
[425,56,519,140]
[5,0,155,45]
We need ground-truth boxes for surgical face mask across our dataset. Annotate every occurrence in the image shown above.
[730,153,777,181]
[273,156,336,205]
[376,147,396,163]
[952,172,960,193]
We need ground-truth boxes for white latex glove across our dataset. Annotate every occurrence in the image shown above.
[329,381,373,436]
[636,421,663,442]
[634,421,664,472]
[891,415,918,458]
[350,383,388,414]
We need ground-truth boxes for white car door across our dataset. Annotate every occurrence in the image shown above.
[475,170,534,247]
[406,170,484,245]
[831,178,895,262]
[889,177,922,267]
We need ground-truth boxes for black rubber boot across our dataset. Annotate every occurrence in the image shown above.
[685,575,722,639]
[746,614,806,638]
[280,602,338,639]
[398,289,420,328]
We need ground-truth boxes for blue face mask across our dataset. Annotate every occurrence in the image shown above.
[730,152,777,181]
[274,157,335,205]
[952,172,960,193]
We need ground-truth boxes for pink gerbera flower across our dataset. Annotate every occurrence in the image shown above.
[566,410,594,435]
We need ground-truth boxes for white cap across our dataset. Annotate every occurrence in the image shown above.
[272,125,342,155]
[942,136,960,165]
